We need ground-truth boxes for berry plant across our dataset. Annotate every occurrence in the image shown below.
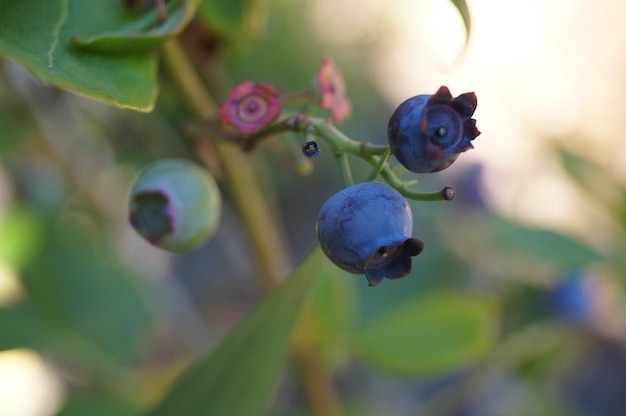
[2,1,618,415]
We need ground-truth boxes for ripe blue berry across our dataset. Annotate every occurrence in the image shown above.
[387,86,480,173]
[129,159,221,252]
[316,182,423,286]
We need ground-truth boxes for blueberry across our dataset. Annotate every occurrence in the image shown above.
[547,271,595,324]
[387,86,480,173]
[129,159,221,252]
[452,163,487,208]
[316,182,424,286]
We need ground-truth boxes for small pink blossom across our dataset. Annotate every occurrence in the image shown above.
[219,81,282,136]
[317,56,352,124]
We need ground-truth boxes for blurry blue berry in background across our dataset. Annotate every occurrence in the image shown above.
[316,182,423,286]
[548,271,595,324]
[452,163,488,209]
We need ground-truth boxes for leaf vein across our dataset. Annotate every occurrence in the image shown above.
[47,0,70,71]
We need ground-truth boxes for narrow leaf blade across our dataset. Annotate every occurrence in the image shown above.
[147,248,324,416]
[487,217,604,268]
[450,0,472,46]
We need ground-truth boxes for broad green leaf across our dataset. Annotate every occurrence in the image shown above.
[0,302,55,351]
[354,250,465,323]
[147,247,324,416]
[56,391,137,416]
[198,0,269,53]
[486,217,603,268]
[72,0,200,53]
[21,222,153,364]
[0,0,159,111]
[450,0,472,46]
[350,291,497,376]
[499,323,578,382]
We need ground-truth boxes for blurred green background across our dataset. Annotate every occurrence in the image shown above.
[1,0,626,415]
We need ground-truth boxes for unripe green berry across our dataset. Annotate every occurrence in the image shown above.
[129,159,221,252]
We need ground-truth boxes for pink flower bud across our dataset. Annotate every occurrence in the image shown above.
[317,57,352,124]
[218,81,282,136]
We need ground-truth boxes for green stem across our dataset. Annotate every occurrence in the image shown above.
[240,113,388,156]
[365,147,391,182]
[372,158,454,201]
[303,115,388,157]
[156,0,167,24]
[160,40,290,289]
[293,343,343,416]
[293,116,453,200]
[335,152,354,188]
[242,118,299,151]
[160,40,217,115]
[238,113,454,201]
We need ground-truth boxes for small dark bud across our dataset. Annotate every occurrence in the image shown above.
[302,141,321,158]
[442,186,456,201]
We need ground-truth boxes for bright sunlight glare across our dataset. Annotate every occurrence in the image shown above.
[0,349,64,416]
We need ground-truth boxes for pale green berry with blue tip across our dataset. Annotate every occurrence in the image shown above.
[129,159,221,252]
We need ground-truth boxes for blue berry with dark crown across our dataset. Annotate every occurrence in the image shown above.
[129,159,221,252]
[316,182,424,286]
[387,86,480,173]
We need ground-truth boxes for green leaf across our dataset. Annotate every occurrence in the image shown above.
[557,148,601,186]
[306,258,356,345]
[0,302,55,351]
[147,247,324,416]
[21,221,153,364]
[350,291,498,376]
[486,217,603,268]
[71,0,200,53]
[503,323,577,382]
[0,0,159,111]
[56,391,137,416]
[450,0,472,46]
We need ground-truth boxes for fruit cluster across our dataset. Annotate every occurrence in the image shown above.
[127,58,480,286]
